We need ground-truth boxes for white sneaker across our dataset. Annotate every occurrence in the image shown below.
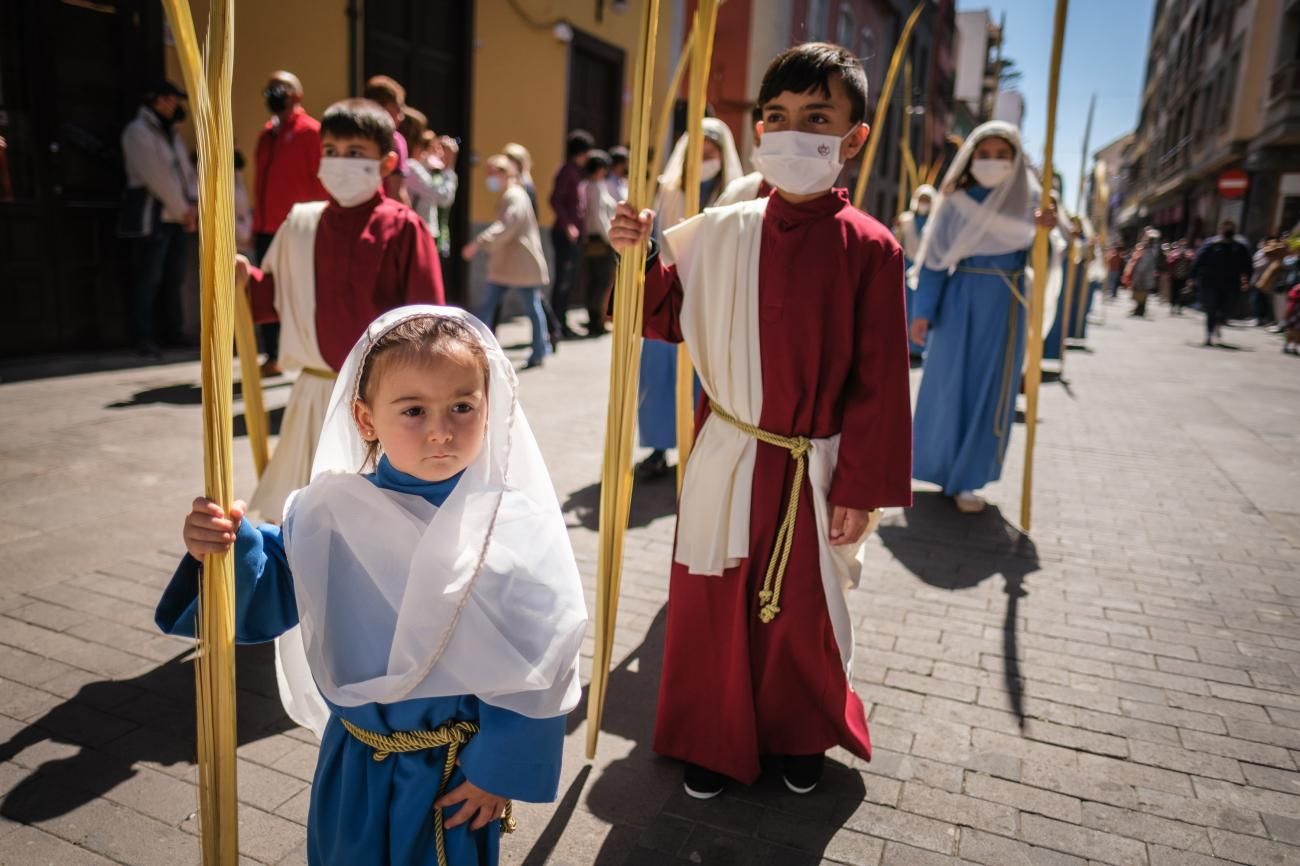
[954,491,987,514]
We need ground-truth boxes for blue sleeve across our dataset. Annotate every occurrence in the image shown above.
[154,520,298,644]
[913,265,950,324]
[459,703,566,803]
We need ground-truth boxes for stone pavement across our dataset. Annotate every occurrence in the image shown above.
[0,297,1298,866]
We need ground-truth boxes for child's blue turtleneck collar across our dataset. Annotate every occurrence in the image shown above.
[367,456,462,506]
[967,185,992,203]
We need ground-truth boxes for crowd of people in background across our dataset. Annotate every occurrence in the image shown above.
[1103,221,1300,351]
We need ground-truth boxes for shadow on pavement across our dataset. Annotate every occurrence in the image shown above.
[106,377,292,409]
[877,492,1039,728]
[530,606,865,865]
[0,643,296,825]
[562,475,678,533]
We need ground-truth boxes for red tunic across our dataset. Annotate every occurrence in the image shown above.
[247,192,445,371]
[644,189,913,783]
[253,107,327,236]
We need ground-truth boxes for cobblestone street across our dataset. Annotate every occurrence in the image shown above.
[1,297,1298,866]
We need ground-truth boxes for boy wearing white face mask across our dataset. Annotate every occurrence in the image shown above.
[610,42,913,800]
[235,98,445,522]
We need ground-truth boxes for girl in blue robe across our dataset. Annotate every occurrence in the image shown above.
[909,122,1061,514]
[158,307,586,866]
[1044,218,1093,360]
[638,119,744,478]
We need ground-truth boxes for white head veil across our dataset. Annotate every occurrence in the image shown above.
[275,305,587,736]
[654,118,745,261]
[912,121,1065,326]
[909,183,938,213]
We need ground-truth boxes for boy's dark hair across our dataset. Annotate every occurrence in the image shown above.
[584,149,611,176]
[363,74,406,107]
[321,98,395,155]
[609,145,629,166]
[757,42,868,124]
[567,129,596,159]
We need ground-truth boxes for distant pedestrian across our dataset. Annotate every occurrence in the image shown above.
[578,150,617,337]
[1191,220,1252,346]
[463,155,552,369]
[1124,229,1160,318]
[548,130,594,339]
[1166,238,1195,315]
[119,80,197,358]
[254,70,326,375]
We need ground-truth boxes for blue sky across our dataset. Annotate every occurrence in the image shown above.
[954,0,1156,211]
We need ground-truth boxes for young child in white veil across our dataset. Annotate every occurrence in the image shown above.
[157,306,586,866]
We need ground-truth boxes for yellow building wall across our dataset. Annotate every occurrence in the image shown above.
[163,0,351,200]
[469,0,676,226]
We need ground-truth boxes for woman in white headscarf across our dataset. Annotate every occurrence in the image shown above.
[157,306,586,865]
[637,117,744,478]
[910,121,1061,514]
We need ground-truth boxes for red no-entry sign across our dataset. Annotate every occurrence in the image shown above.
[1218,169,1249,199]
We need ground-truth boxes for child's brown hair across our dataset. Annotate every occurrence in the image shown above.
[355,316,489,470]
[321,98,395,155]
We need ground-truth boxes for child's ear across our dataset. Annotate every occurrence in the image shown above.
[379,152,399,178]
[352,399,376,441]
[753,119,764,146]
[842,123,869,161]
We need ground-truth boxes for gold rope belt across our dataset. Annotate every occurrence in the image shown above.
[340,717,516,866]
[956,266,1025,462]
[299,367,336,380]
[708,401,810,624]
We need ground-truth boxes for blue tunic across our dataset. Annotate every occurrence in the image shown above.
[904,212,929,357]
[155,458,566,866]
[1044,258,1091,359]
[912,188,1029,495]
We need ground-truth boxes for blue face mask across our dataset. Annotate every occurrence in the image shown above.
[486,175,504,194]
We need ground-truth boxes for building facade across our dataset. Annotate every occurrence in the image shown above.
[1121,0,1300,243]
[0,0,675,356]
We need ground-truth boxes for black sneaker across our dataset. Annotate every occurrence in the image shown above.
[782,753,825,794]
[635,450,671,480]
[683,763,727,800]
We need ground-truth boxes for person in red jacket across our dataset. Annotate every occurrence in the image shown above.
[254,71,328,375]
[236,98,444,522]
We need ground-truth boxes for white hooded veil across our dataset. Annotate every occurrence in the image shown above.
[274,305,587,737]
[912,121,1065,327]
[898,183,938,263]
[654,118,746,261]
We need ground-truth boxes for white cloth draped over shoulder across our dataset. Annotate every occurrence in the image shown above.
[248,201,334,525]
[897,183,937,262]
[912,122,1066,330]
[274,305,587,737]
[664,199,865,674]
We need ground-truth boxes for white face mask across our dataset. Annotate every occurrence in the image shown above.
[916,202,931,216]
[699,158,722,182]
[318,157,381,207]
[486,175,504,194]
[970,158,1014,189]
[752,128,855,195]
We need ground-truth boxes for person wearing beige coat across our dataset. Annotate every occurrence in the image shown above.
[464,155,552,368]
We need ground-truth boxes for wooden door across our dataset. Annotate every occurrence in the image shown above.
[566,31,625,150]
[0,0,162,358]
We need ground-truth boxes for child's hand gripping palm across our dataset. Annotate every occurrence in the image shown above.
[184,497,247,558]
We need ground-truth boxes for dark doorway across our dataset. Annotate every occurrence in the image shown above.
[566,31,625,150]
[364,0,474,306]
[0,0,163,358]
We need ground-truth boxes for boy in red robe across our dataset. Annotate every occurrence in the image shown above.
[610,42,913,798]
[236,98,444,521]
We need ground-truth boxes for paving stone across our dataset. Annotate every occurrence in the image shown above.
[958,827,1088,866]
[1019,813,1148,866]
[1081,800,1214,855]
[963,772,1082,823]
[1208,828,1300,866]
[898,781,1018,836]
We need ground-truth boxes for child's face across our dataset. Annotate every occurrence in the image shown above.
[352,352,488,482]
[320,132,398,178]
[755,75,868,162]
[973,136,1015,162]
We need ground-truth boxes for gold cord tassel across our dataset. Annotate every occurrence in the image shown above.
[586,0,662,762]
[159,0,240,862]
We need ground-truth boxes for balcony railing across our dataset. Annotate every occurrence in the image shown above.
[1270,60,1300,102]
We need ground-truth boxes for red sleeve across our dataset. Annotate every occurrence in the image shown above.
[247,265,278,324]
[828,243,913,510]
[398,217,445,305]
[642,258,684,343]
